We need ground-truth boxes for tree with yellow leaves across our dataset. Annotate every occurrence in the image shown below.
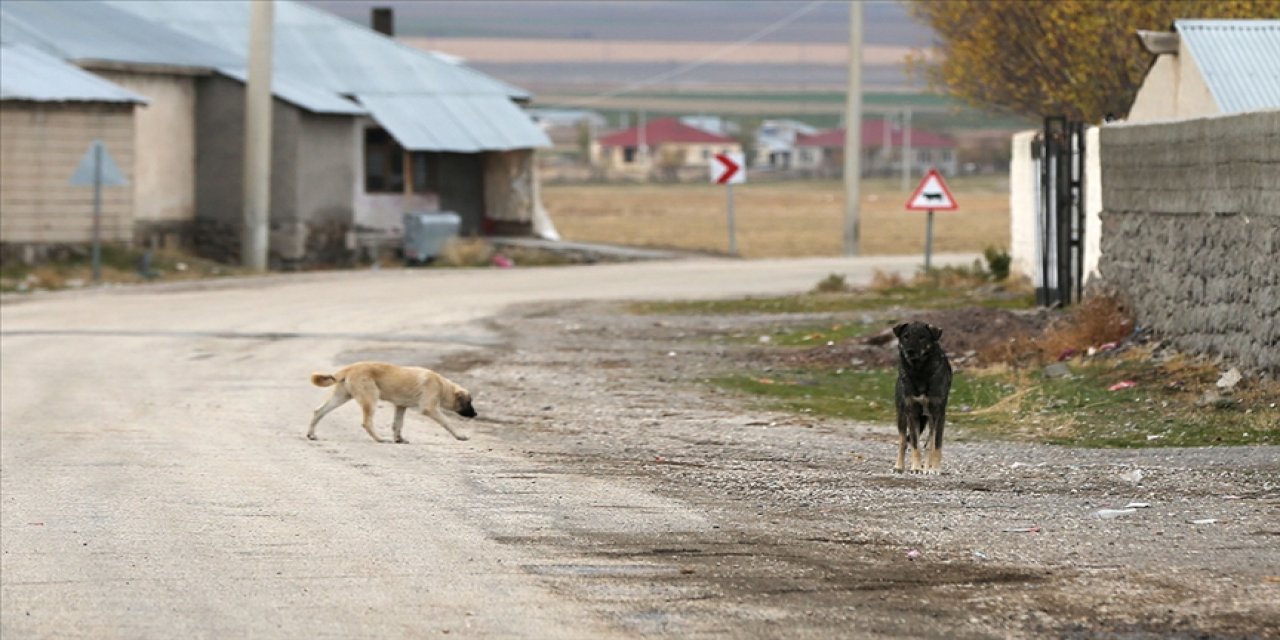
[908,1,1280,123]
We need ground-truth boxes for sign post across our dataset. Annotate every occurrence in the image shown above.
[904,167,958,270]
[710,152,746,255]
[69,139,128,285]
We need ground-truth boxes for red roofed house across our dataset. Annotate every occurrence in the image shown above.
[793,120,957,178]
[593,117,743,181]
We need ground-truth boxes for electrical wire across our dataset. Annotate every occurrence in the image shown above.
[551,0,829,108]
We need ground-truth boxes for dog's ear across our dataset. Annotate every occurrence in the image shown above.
[893,323,908,338]
[927,324,943,341]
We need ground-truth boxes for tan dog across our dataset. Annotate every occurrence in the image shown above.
[307,362,477,443]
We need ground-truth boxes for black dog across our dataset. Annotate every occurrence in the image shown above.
[892,322,952,474]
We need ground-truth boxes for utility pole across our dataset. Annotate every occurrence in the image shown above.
[900,106,913,192]
[842,1,863,256]
[242,0,273,270]
[638,110,648,169]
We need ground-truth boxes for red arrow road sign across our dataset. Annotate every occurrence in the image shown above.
[706,152,747,185]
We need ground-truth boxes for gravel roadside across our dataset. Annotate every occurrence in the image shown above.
[460,300,1280,638]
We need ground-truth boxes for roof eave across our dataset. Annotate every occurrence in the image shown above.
[1136,30,1180,56]
[76,59,217,76]
[0,96,146,105]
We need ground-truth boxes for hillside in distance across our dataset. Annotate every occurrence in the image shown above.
[306,1,933,47]
[306,1,935,92]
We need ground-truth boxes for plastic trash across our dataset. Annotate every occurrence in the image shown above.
[1120,469,1144,484]
[906,549,921,561]
[1108,380,1137,391]
[1002,526,1041,533]
[1095,508,1138,519]
[1189,518,1218,525]
[1122,502,1151,509]
[1216,368,1242,391]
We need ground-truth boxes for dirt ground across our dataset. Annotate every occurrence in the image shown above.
[457,300,1280,638]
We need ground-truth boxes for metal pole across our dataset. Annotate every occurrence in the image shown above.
[842,1,863,256]
[924,209,934,271]
[91,142,103,285]
[901,106,913,192]
[242,0,273,270]
[727,183,737,256]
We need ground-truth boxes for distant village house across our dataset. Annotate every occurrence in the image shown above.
[793,120,957,178]
[592,117,743,182]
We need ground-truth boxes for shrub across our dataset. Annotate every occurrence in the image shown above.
[983,246,1012,281]
[812,273,848,293]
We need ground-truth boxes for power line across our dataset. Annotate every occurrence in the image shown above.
[553,0,828,109]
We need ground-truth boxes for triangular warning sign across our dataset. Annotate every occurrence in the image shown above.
[905,168,957,211]
[69,139,129,187]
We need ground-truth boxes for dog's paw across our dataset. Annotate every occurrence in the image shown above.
[922,467,940,476]
[394,437,409,444]
[453,433,471,441]
[306,434,317,441]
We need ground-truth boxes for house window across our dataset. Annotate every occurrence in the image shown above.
[365,129,431,193]
[365,128,403,193]
[941,149,954,163]
[702,148,711,160]
[623,147,637,163]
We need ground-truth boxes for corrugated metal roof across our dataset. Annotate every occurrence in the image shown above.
[1177,19,1280,114]
[0,0,239,70]
[1,42,146,103]
[2,0,547,151]
[106,0,532,100]
[104,0,546,151]
[216,68,366,116]
[0,2,360,115]
[356,94,550,152]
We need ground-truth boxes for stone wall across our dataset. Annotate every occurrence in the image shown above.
[1097,110,1280,371]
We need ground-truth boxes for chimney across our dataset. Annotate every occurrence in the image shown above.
[372,7,394,37]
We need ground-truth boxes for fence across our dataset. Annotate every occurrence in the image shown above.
[1096,110,1280,371]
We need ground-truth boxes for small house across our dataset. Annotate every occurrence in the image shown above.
[593,117,742,181]
[0,43,146,262]
[755,119,819,171]
[1,0,553,268]
[793,121,957,178]
[1128,19,1280,123]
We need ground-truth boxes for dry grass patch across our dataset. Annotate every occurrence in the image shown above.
[543,177,1010,258]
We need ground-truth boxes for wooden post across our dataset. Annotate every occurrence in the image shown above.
[403,149,414,198]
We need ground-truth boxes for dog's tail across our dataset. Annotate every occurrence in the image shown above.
[310,373,337,387]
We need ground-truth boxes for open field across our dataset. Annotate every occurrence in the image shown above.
[406,37,914,66]
[543,176,1011,258]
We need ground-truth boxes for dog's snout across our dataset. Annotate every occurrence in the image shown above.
[459,403,477,418]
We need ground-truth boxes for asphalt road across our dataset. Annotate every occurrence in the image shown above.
[0,255,972,638]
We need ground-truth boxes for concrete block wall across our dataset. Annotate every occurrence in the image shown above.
[1097,110,1280,371]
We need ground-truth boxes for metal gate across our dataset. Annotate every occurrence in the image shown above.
[1031,117,1086,307]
